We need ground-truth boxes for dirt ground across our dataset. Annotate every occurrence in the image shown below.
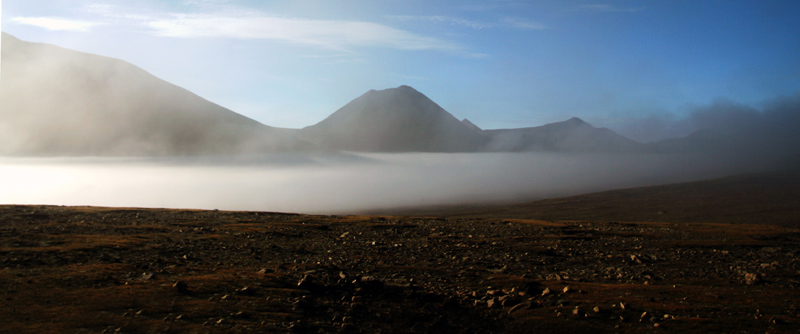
[2,199,800,333]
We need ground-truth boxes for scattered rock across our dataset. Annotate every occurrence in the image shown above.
[173,281,188,294]
[487,298,497,308]
[237,286,256,296]
[743,272,762,285]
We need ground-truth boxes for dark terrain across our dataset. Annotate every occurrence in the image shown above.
[2,171,800,333]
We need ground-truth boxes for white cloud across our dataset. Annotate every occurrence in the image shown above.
[145,12,462,52]
[500,17,548,30]
[9,3,469,54]
[388,15,492,30]
[11,17,101,32]
[577,4,644,13]
[390,15,547,31]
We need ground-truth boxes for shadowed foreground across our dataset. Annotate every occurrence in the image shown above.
[2,202,799,333]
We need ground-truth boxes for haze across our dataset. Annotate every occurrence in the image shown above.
[0,152,772,215]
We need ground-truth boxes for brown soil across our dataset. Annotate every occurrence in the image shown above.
[2,171,800,333]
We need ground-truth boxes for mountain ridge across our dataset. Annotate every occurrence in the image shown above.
[482,116,643,152]
[4,32,786,157]
[1,32,310,156]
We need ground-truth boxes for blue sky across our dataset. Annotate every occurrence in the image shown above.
[3,0,799,141]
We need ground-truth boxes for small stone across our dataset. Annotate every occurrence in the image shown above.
[297,275,314,288]
[507,302,530,314]
[620,302,627,310]
[562,286,570,294]
[743,272,762,285]
[173,281,188,294]
[593,306,601,313]
[541,287,551,296]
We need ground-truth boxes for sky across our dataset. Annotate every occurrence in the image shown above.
[2,0,800,142]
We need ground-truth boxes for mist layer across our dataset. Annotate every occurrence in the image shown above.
[0,152,776,214]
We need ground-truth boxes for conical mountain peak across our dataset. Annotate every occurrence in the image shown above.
[300,86,488,152]
[564,117,589,126]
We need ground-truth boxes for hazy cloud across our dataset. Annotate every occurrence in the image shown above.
[12,3,464,53]
[611,93,800,150]
[11,17,101,32]
[388,15,493,29]
[500,17,548,30]
[688,98,761,132]
[607,112,693,143]
[389,15,547,31]
[460,1,531,12]
[577,4,645,13]
[142,12,461,52]
[184,0,234,7]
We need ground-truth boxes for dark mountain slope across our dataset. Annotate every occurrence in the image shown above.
[299,86,489,152]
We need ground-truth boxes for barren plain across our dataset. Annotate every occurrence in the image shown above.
[2,171,800,333]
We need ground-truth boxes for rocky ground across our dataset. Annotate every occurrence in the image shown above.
[2,204,800,333]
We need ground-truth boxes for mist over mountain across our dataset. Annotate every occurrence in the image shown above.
[642,95,800,170]
[299,85,489,152]
[2,32,798,167]
[0,33,308,156]
[484,117,643,152]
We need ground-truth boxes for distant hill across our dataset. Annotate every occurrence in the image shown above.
[483,117,643,152]
[299,85,489,152]
[0,33,309,156]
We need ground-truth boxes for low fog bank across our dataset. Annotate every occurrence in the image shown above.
[611,92,800,146]
[0,151,781,215]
